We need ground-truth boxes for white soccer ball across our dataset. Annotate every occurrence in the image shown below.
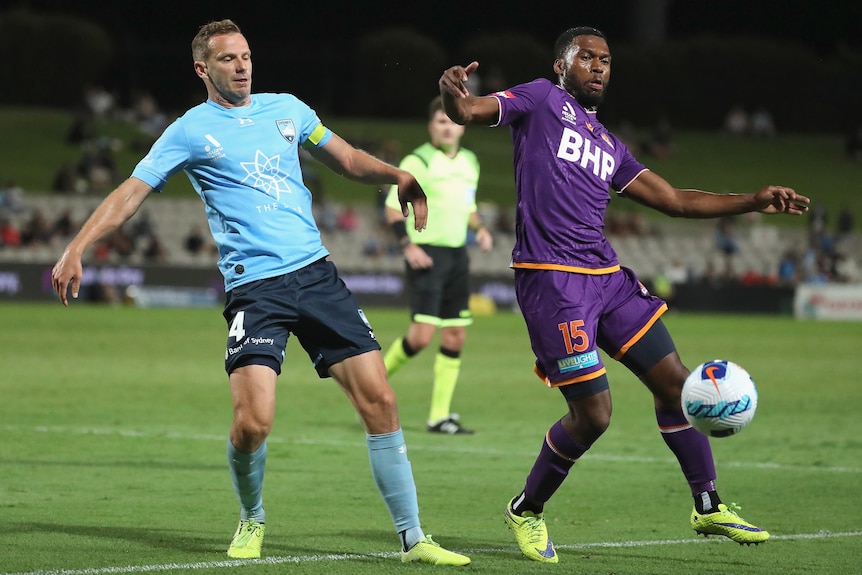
[681,359,758,438]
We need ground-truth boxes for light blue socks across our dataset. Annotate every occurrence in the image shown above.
[227,439,267,523]
[367,429,424,549]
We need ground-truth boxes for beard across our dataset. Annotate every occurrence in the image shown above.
[562,77,606,109]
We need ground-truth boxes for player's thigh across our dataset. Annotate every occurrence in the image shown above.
[229,363,278,423]
[595,266,670,373]
[222,276,295,376]
[290,259,381,377]
[515,269,605,385]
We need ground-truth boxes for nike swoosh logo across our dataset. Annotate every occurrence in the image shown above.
[705,365,721,393]
[534,539,556,558]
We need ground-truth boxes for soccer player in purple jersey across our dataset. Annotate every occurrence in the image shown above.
[439,27,810,563]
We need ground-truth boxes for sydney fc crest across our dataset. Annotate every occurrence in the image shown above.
[276,119,296,143]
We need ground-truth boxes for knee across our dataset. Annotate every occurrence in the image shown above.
[408,333,434,351]
[232,411,273,451]
[644,356,691,410]
[357,386,399,433]
[565,409,610,446]
[581,412,611,443]
[440,327,466,351]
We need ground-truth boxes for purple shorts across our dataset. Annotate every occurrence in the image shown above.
[515,266,667,388]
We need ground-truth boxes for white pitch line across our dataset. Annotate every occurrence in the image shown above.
[2,531,860,575]
[4,424,861,474]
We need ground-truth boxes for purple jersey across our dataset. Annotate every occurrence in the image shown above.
[492,78,647,273]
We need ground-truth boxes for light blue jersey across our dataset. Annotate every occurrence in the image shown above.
[132,93,333,291]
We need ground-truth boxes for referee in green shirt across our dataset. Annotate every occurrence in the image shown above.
[383,96,493,434]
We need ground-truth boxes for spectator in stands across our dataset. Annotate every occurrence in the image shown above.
[0,180,27,212]
[107,227,135,260]
[131,209,156,244]
[836,204,854,242]
[641,116,674,160]
[142,235,168,263]
[133,92,169,138]
[749,107,776,137]
[20,209,53,247]
[84,85,116,119]
[777,249,801,285]
[665,258,690,285]
[66,111,96,145]
[0,217,21,248]
[52,163,81,194]
[184,224,207,255]
[833,251,860,283]
[724,105,749,135]
[336,204,359,233]
[52,209,76,238]
[715,215,739,257]
[315,201,339,234]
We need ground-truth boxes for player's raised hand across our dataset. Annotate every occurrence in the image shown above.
[439,61,479,98]
[396,171,428,231]
[754,186,810,215]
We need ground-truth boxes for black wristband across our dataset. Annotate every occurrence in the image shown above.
[392,220,409,243]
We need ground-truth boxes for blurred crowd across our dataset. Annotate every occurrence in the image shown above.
[1,93,859,291]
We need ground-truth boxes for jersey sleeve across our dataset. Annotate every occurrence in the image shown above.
[131,119,192,192]
[492,79,554,127]
[296,99,332,149]
[609,140,648,193]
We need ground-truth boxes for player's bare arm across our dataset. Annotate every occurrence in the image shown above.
[52,177,153,306]
[438,62,500,126]
[310,133,428,229]
[622,170,810,218]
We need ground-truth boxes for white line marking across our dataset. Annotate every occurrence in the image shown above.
[2,531,860,575]
[4,424,860,474]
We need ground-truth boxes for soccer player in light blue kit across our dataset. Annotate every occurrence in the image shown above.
[440,27,810,563]
[51,19,470,566]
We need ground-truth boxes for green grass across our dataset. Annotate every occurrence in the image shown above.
[3,107,861,228]
[1,304,860,574]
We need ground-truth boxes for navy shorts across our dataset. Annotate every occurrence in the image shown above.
[405,245,472,327]
[515,266,669,389]
[222,258,381,377]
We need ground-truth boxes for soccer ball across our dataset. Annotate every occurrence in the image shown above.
[681,360,758,438]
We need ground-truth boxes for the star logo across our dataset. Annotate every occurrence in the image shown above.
[240,150,291,200]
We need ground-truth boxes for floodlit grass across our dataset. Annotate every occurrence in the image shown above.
[1,303,860,574]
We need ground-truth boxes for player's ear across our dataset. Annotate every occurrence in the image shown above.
[194,61,208,79]
[553,59,566,75]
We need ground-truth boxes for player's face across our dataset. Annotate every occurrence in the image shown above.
[197,33,252,107]
[428,110,465,152]
[554,35,611,109]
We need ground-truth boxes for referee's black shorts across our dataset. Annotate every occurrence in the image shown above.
[405,244,472,327]
[222,258,380,378]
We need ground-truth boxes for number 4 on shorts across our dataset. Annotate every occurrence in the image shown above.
[229,311,246,341]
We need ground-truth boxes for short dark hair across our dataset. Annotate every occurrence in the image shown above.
[192,19,242,61]
[554,27,606,60]
[428,95,444,120]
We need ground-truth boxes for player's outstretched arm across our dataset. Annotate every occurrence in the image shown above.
[52,177,152,306]
[438,61,499,126]
[622,171,809,219]
[311,134,428,230]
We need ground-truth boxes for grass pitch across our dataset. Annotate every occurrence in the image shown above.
[0,304,860,574]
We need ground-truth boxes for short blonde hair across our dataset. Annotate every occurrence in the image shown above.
[191,19,242,61]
